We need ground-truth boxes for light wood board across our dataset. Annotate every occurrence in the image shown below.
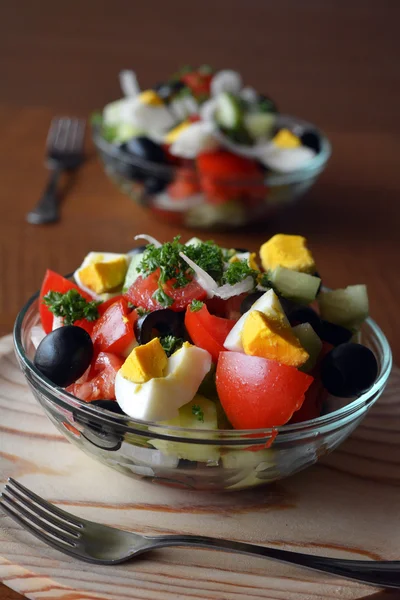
[0,334,399,600]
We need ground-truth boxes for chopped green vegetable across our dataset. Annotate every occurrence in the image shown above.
[159,335,184,357]
[136,307,150,317]
[191,404,205,423]
[222,260,259,286]
[190,299,204,312]
[43,289,101,326]
[258,272,271,288]
[222,247,237,261]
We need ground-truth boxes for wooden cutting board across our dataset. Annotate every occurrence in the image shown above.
[0,333,399,600]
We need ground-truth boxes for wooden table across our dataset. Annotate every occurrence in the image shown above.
[0,1,399,598]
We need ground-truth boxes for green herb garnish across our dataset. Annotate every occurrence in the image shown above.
[43,289,101,326]
[222,260,259,287]
[159,335,184,357]
[136,307,150,317]
[190,299,204,312]
[258,272,272,289]
[192,404,204,423]
[138,236,224,306]
[152,287,174,308]
[90,111,103,127]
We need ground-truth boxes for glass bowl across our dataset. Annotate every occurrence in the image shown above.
[13,291,391,492]
[92,115,331,231]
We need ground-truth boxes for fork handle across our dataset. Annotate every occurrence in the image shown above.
[26,166,63,224]
[146,535,400,589]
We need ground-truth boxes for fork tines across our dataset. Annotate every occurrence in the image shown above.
[46,117,86,156]
[0,478,82,548]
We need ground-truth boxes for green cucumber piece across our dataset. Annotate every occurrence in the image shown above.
[268,266,321,305]
[318,285,369,329]
[244,112,276,140]
[122,253,144,293]
[292,323,323,372]
[215,92,243,130]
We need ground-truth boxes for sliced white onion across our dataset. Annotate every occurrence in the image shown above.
[179,253,255,300]
[199,98,217,122]
[214,276,255,300]
[119,70,140,98]
[260,146,316,172]
[31,325,46,349]
[211,70,243,97]
[179,252,219,296]
[240,86,259,103]
[52,316,64,330]
[134,234,162,247]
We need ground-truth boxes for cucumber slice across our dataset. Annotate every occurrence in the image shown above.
[292,323,323,372]
[318,285,369,329]
[150,395,220,463]
[122,252,144,293]
[268,266,321,305]
[215,92,243,130]
[244,112,276,140]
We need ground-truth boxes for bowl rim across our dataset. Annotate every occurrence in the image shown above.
[13,287,392,446]
[91,113,332,186]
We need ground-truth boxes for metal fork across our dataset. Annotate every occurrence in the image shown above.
[26,117,85,225]
[1,478,399,590]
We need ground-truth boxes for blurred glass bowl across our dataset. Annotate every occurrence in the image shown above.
[14,289,391,492]
[92,115,331,231]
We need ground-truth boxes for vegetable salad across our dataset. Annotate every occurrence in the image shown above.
[32,234,378,434]
[93,66,326,228]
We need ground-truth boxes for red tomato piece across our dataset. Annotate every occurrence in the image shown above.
[216,352,314,429]
[39,269,94,334]
[289,342,333,424]
[205,293,246,320]
[125,269,207,312]
[66,352,123,402]
[167,168,202,200]
[91,298,137,356]
[197,151,264,203]
[181,71,213,96]
[185,304,235,362]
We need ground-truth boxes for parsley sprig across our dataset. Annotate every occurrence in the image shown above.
[192,404,204,423]
[159,335,184,357]
[222,260,259,287]
[43,289,101,326]
[189,299,204,312]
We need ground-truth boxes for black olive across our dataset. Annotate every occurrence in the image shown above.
[288,306,323,336]
[240,292,264,314]
[91,399,125,415]
[110,152,145,182]
[144,175,169,194]
[278,297,300,318]
[154,80,187,100]
[135,309,186,344]
[74,411,123,451]
[34,326,93,387]
[125,136,167,164]
[300,130,321,154]
[320,320,353,347]
[234,247,250,253]
[321,343,378,398]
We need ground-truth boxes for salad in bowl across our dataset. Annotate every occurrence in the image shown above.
[92,66,331,230]
[13,234,391,491]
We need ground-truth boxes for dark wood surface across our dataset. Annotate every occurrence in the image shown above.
[0,1,399,598]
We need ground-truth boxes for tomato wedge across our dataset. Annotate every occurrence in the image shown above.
[216,352,314,429]
[185,304,235,362]
[91,298,137,356]
[66,352,123,401]
[125,268,207,312]
[39,270,94,334]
